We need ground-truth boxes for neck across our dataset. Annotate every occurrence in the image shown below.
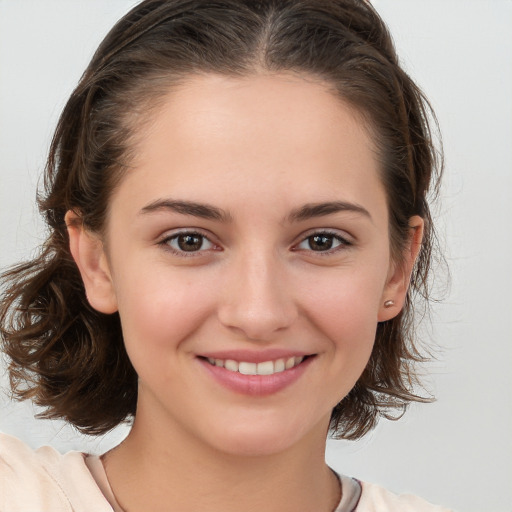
[103,407,340,512]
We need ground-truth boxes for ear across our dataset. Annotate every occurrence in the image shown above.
[65,211,118,314]
[378,215,424,322]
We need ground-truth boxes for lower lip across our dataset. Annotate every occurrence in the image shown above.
[198,357,314,397]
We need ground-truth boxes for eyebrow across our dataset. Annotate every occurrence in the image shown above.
[288,201,372,223]
[139,198,371,224]
[140,199,232,222]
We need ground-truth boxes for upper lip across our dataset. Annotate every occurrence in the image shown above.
[197,349,313,363]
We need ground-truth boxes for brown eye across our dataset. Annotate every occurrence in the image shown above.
[308,234,334,251]
[166,233,213,253]
[296,232,350,253]
[177,234,203,251]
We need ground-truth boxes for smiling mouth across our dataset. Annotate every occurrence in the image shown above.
[202,356,311,376]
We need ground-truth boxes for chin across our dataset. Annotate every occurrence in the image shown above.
[213,431,299,458]
[202,413,326,458]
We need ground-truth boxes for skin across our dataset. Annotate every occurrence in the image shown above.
[67,73,423,512]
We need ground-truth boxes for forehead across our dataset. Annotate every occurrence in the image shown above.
[134,72,375,162]
[113,72,386,220]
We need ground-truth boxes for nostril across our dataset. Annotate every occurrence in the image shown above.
[217,300,298,341]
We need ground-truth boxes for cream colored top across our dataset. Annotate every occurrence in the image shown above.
[0,433,451,512]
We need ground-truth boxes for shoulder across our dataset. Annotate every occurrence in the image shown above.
[356,480,453,512]
[0,432,112,512]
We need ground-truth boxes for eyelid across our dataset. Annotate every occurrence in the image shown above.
[291,228,353,253]
[157,228,221,256]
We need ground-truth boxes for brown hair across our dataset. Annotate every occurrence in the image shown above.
[0,0,442,439]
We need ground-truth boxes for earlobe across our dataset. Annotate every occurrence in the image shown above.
[378,215,424,322]
[65,211,118,314]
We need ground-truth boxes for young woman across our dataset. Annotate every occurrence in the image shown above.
[0,1,449,510]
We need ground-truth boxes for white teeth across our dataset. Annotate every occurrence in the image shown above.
[206,356,306,375]
[224,359,239,372]
[274,359,285,373]
[256,360,275,375]
[285,356,295,370]
[239,362,257,375]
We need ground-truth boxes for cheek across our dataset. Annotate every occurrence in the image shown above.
[296,263,385,368]
[113,268,215,368]
[299,264,385,329]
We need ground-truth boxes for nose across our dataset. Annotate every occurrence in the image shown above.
[217,251,298,341]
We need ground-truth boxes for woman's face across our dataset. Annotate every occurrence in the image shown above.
[80,73,410,456]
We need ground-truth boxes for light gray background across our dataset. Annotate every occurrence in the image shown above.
[1,1,511,511]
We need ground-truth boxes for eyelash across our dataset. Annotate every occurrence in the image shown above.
[158,230,218,257]
[158,229,352,257]
[293,230,352,255]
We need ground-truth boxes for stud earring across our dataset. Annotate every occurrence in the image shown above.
[384,300,395,308]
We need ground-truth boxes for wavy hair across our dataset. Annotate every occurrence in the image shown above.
[0,0,442,439]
